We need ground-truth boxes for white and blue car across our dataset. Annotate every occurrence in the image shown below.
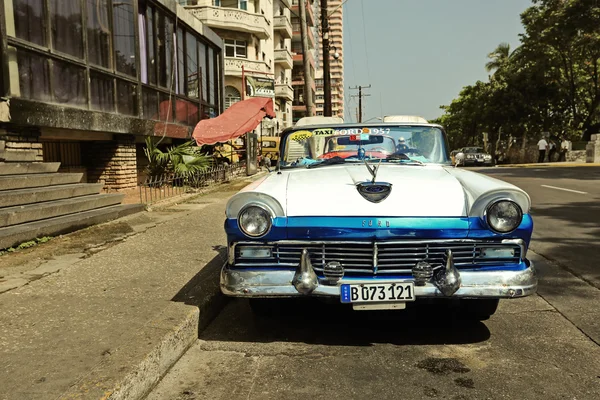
[221,121,536,320]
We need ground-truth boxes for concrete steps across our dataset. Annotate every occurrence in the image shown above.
[0,172,83,191]
[0,156,143,249]
[0,193,125,228]
[0,183,105,208]
[0,149,38,162]
[0,162,60,175]
[0,204,144,250]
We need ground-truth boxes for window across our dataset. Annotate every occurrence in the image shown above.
[13,0,47,46]
[208,47,215,105]
[157,14,174,88]
[50,0,83,58]
[87,0,111,68]
[239,0,248,10]
[213,0,221,5]
[224,39,247,58]
[53,60,86,106]
[177,28,185,95]
[90,72,114,112]
[186,32,199,98]
[225,86,241,109]
[145,6,156,84]
[17,50,51,101]
[316,95,324,100]
[316,111,323,116]
[143,88,158,119]
[199,41,207,101]
[117,79,137,116]
[113,0,136,76]
[316,103,323,109]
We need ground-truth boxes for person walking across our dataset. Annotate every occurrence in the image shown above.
[559,137,569,162]
[548,140,557,162]
[537,136,548,163]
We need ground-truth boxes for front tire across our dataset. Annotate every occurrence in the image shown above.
[459,299,499,321]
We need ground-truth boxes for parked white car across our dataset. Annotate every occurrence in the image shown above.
[221,121,536,320]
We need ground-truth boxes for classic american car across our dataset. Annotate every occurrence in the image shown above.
[221,121,536,320]
[459,146,494,166]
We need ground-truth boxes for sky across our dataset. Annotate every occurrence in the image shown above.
[342,0,534,123]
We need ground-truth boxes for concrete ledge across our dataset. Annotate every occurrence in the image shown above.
[0,172,83,190]
[0,193,125,227]
[0,183,104,208]
[0,203,143,249]
[0,162,61,175]
[0,149,38,162]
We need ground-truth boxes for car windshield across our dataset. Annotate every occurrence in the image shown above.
[464,147,484,153]
[280,125,450,167]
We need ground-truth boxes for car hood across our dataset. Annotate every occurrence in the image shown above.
[226,164,531,219]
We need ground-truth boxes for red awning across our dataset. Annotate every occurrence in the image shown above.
[192,97,275,146]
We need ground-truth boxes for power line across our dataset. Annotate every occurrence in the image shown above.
[359,0,371,81]
[349,84,371,123]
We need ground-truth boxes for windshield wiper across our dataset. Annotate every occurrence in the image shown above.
[307,156,347,169]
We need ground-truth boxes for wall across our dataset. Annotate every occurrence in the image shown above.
[83,138,137,191]
[0,129,43,161]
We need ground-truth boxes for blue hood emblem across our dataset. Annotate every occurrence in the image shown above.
[357,182,392,203]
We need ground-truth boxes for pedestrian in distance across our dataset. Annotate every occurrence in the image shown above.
[559,137,569,162]
[537,136,548,163]
[548,140,557,162]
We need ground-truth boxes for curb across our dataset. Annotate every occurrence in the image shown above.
[493,162,600,168]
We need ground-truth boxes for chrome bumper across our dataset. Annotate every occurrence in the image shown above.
[221,260,537,299]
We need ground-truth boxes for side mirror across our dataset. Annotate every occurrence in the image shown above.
[454,152,465,167]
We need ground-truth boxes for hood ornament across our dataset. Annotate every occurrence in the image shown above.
[357,158,392,203]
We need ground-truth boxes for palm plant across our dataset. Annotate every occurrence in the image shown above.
[485,43,512,73]
[144,137,212,179]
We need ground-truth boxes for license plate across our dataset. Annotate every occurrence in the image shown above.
[340,282,415,303]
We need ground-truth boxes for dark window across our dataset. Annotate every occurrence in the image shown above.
[157,14,174,88]
[177,28,185,95]
[208,47,215,105]
[143,88,158,119]
[87,0,111,67]
[224,39,246,58]
[145,6,156,84]
[117,80,138,116]
[199,41,207,101]
[113,0,136,76]
[17,50,51,101]
[13,0,47,46]
[186,32,198,98]
[159,92,173,122]
[90,72,114,112]
[50,0,83,58]
[53,60,86,106]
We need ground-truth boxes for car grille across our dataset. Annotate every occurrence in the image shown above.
[234,240,522,276]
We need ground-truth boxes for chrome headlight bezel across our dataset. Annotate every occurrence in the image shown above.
[484,199,523,234]
[237,204,273,238]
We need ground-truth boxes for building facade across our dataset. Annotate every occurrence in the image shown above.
[315,0,343,118]
[290,0,318,124]
[0,0,223,190]
[183,0,293,132]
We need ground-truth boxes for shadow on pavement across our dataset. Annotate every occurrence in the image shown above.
[200,298,491,347]
[171,247,230,334]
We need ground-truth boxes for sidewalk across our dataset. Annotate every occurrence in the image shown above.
[0,175,263,400]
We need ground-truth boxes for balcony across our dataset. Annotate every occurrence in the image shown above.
[293,26,315,49]
[274,15,292,39]
[185,5,270,40]
[274,48,293,69]
[275,83,294,101]
[291,2,315,26]
[224,57,270,77]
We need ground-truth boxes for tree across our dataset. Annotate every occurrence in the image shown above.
[486,43,512,73]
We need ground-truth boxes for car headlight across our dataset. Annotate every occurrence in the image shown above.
[485,200,523,233]
[238,205,272,237]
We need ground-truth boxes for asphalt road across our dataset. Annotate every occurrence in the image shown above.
[147,166,600,400]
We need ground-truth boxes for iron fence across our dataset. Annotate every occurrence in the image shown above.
[139,162,247,205]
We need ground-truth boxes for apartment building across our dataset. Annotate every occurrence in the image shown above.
[291,0,318,124]
[0,0,223,190]
[315,0,343,119]
[183,0,294,131]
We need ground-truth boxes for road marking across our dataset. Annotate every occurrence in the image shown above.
[541,185,588,194]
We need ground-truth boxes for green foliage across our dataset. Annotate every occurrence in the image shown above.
[144,137,213,178]
[0,237,53,256]
[438,0,600,151]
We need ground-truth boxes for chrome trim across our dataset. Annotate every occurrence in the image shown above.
[483,199,523,234]
[502,238,527,258]
[237,203,274,238]
[221,261,537,299]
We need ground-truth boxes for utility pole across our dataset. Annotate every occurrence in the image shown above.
[299,0,315,117]
[349,85,371,123]
[320,0,332,116]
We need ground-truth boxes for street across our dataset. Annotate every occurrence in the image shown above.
[147,166,600,400]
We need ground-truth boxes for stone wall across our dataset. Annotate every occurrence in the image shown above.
[83,137,137,191]
[567,150,587,162]
[586,134,600,163]
[0,129,43,161]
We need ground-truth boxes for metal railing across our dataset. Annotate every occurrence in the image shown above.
[139,162,247,205]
